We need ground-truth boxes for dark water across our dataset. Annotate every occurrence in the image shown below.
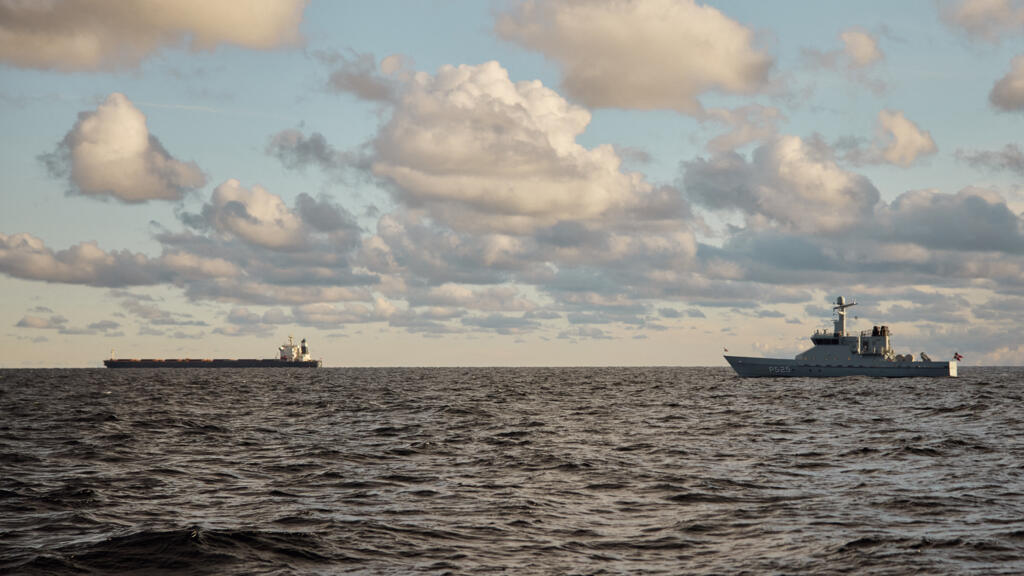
[2,367,1023,575]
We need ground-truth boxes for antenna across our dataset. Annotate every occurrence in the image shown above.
[832,296,857,336]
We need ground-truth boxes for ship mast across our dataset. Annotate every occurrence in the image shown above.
[833,296,857,336]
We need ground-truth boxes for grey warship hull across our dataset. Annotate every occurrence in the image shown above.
[725,355,956,378]
[724,296,960,379]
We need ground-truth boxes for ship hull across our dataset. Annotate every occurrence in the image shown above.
[104,359,321,368]
[724,356,956,378]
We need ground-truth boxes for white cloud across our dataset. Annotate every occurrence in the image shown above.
[841,29,883,68]
[990,55,1024,111]
[684,135,880,233]
[41,93,205,202]
[0,232,236,287]
[495,0,773,114]
[829,111,937,167]
[876,110,938,166]
[371,61,663,233]
[278,60,700,315]
[0,0,307,71]
[204,180,306,250]
[160,251,240,280]
[0,232,153,286]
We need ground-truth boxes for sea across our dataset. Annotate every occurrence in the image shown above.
[1,367,1023,575]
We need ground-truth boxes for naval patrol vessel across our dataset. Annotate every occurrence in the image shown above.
[725,297,957,378]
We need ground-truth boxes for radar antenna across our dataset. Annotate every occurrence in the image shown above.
[832,296,857,336]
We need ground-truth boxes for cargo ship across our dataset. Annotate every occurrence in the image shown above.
[725,296,957,378]
[104,336,322,368]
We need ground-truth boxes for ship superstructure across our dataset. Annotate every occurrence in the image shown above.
[278,336,314,362]
[725,296,957,378]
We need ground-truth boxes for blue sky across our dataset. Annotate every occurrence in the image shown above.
[2,0,1023,367]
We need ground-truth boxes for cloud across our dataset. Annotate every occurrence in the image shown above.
[357,212,525,286]
[0,0,307,71]
[990,55,1024,111]
[14,313,121,336]
[291,300,393,328]
[703,185,1024,291]
[409,284,537,312]
[16,315,68,329]
[875,110,938,166]
[825,111,936,167]
[659,307,705,319]
[841,29,884,68]
[461,314,541,335]
[315,50,407,101]
[214,307,291,336]
[41,93,205,202]
[167,182,374,307]
[371,60,689,235]
[159,251,241,280]
[226,307,263,325]
[266,130,358,174]
[359,202,700,319]
[0,232,236,288]
[881,187,1024,254]
[0,233,160,286]
[222,306,291,331]
[802,28,885,92]
[199,180,307,249]
[182,279,373,306]
[557,326,612,341]
[683,135,880,233]
[294,193,363,248]
[112,291,209,327]
[941,0,1024,42]
[276,60,699,319]
[495,0,773,114]
[703,105,784,153]
[87,320,121,332]
[956,143,1024,175]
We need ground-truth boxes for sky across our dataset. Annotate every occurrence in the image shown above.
[2,0,1024,368]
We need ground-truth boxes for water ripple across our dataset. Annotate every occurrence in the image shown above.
[1,366,1023,574]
